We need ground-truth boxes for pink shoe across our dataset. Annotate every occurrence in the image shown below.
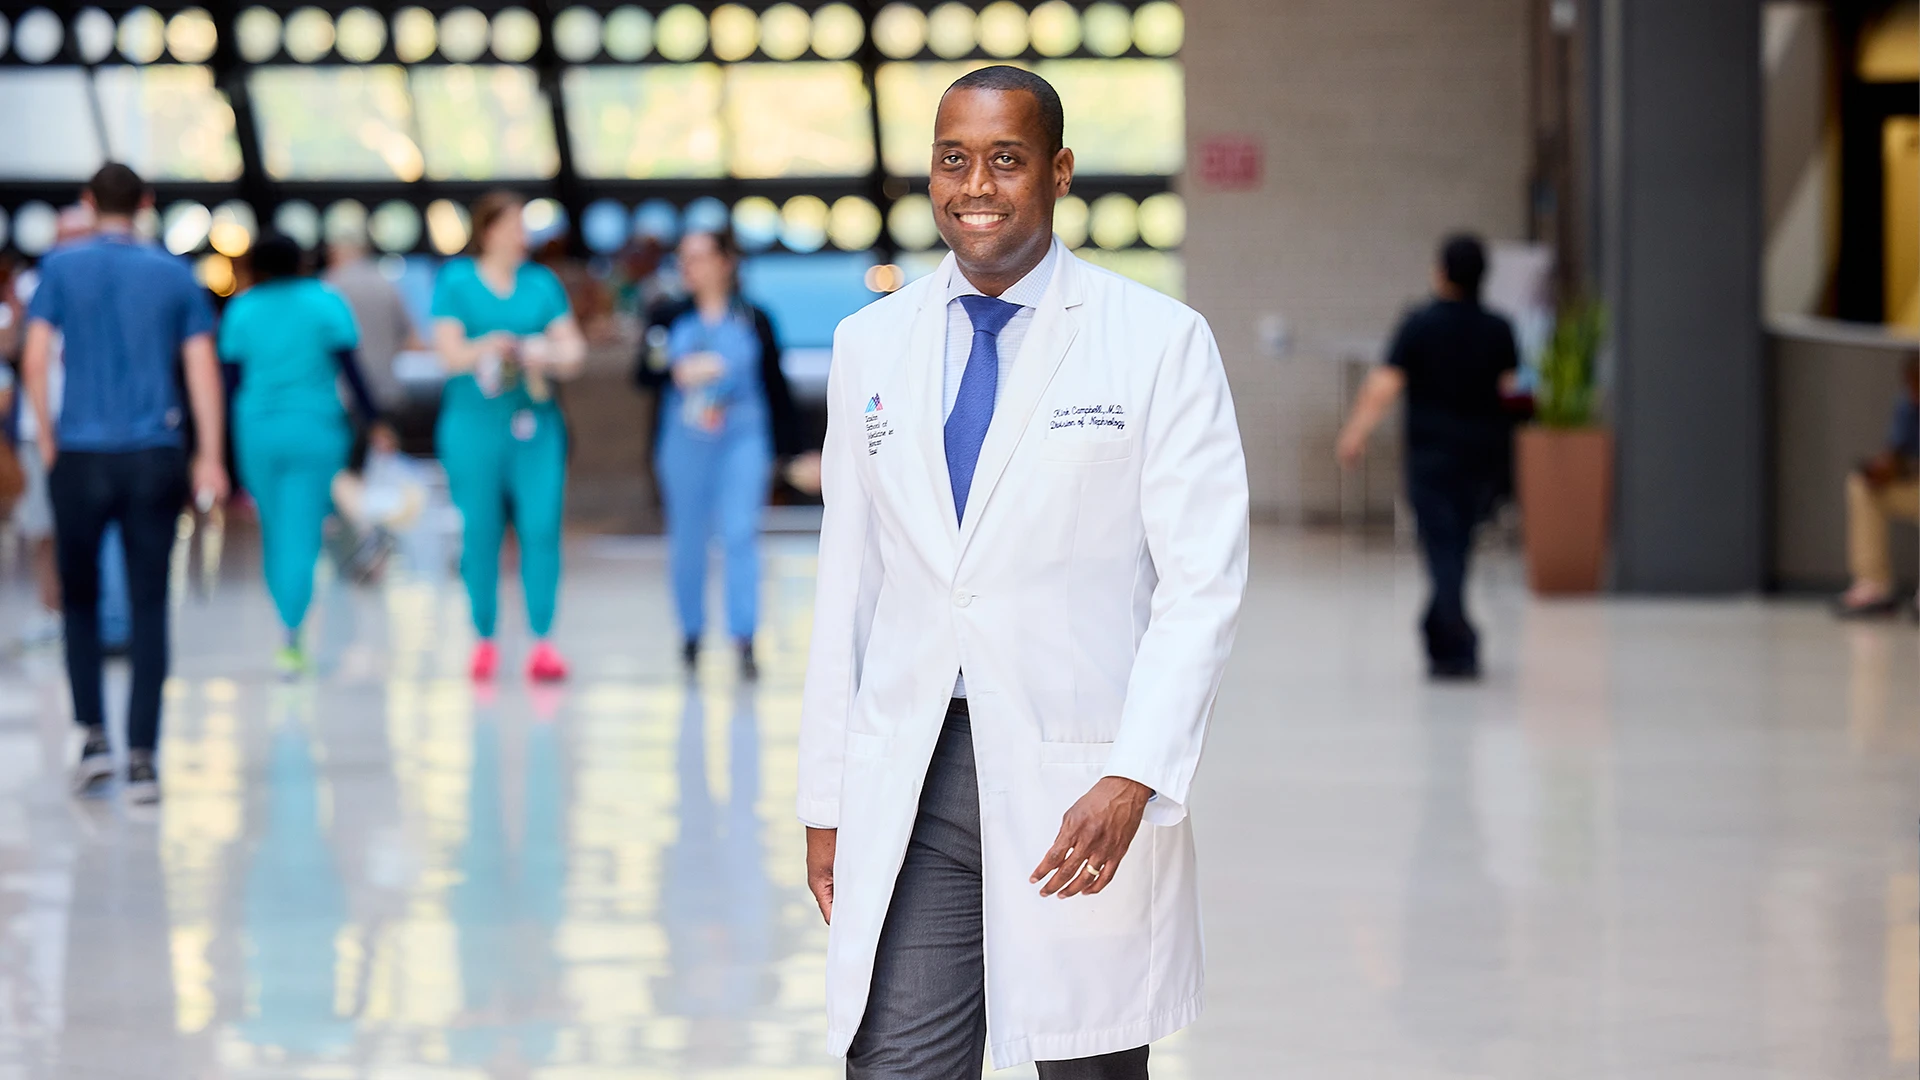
[527,641,569,683]
[469,640,499,681]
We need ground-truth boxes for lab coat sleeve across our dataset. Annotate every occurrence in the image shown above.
[796,323,881,828]
[1101,310,1250,827]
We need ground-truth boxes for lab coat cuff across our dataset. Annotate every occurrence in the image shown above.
[1101,770,1188,827]
[1137,792,1188,827]
[796,798,839,830]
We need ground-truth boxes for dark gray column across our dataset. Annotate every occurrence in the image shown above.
[1599,0,1765,592]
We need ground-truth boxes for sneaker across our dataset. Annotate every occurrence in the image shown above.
[738,640,759,682]
[682,637,700,671]
[1833,592,1901,619]
[125,754,159,805]
[71,727,113,797]
[527,641,568,683]
[275,645,308,680]
[469,640,499,682]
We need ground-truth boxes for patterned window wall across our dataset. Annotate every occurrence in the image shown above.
[0,3,1186,318]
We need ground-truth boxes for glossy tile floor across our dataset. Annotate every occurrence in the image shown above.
[0,526,1913,1079]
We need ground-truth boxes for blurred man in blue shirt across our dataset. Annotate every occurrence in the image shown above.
[20,163,230,804]
[1837,353,1920,617]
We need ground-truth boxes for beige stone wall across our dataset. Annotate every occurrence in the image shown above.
[1181,0,1533,520]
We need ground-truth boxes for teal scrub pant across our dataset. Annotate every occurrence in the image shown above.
[236,411,351,635]
[437,398,566,639]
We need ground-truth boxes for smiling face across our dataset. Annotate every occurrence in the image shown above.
[930,86,1074,295]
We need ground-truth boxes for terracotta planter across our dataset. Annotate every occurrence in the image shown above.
[1516,426,1613,594]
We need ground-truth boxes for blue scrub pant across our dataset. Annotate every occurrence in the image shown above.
[655,428,772,642]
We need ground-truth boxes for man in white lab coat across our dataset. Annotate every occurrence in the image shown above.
[798,67,1249,1078]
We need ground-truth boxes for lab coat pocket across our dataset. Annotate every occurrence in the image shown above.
[1018,757,1157,1024]
[1038,435,1134,464]
[844,730,892,760]
[1038,740,1115,766]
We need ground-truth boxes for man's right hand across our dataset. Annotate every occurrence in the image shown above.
[36,429,56,471]
[806,826,837,924]
[192,452,230,508]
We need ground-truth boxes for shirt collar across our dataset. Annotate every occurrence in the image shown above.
[946,238,1060,311]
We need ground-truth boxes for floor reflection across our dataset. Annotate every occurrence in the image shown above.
[1395,693,1509,1072]
[0,531,1912,1078]
[660,683,775,1066]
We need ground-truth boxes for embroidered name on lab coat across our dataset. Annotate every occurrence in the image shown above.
[864,394,895,456]
[1049,404,1126,431]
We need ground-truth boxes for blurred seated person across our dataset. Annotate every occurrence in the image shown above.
[1835,354,1920,618]
[328,427,427,585]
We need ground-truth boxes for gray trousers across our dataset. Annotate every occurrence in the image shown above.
[846,700,1149,1080]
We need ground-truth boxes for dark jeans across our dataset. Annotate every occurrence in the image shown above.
[1408,454,1500,668]
[48,448,187,751]
[846,700,1150,1080]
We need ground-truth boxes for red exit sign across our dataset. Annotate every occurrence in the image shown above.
[1198,136,1263,191]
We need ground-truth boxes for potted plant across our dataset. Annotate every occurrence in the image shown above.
[1516,301,1612,593]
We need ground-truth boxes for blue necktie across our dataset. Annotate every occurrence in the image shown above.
[945,294,1021,523]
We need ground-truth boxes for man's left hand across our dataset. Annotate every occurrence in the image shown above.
[1030,776,1152,899]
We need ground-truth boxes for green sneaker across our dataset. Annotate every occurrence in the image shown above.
[275,645,308,679]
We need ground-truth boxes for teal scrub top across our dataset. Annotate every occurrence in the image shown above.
[431,258,569,340]
[218,278,359,420]
[431,258,572,411]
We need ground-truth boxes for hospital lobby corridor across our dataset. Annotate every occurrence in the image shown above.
[0,526,1910,1080]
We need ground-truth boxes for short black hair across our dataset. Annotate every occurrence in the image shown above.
[944,66,1065,155]
[1439,233,1488,300]
[86,162,146,217]
[250,233,305,282]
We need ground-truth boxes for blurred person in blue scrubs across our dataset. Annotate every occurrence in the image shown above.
[220,234,386,675]
[636,229,813,679]
[21,164,231,803]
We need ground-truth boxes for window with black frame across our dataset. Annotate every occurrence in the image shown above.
[0,2,1186,347]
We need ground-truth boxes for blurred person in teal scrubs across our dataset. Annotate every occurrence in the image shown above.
[220,234,386,676]
[431,191,586,683]
[636,229,812,679]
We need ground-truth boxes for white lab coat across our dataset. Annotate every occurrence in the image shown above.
[798,247,1249,1069]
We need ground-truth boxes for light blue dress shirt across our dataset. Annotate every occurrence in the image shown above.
[944,241,1060,698]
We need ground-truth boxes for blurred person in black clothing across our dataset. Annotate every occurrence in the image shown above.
[1337,234,1520,680]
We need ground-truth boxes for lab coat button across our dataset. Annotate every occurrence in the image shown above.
[953,590,971,608]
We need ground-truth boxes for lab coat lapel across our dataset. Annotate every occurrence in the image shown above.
[957,252,1085,554]
[908,256,961,547]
